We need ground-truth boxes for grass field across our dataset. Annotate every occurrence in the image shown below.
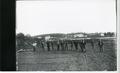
[17,39,117,71]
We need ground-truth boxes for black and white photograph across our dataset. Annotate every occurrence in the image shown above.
[16,0,117,71]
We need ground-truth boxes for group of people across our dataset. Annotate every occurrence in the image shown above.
[32,39,104,52]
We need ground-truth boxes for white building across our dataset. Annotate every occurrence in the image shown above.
[37,36,42,39]
[45,36,51,41]
[74,33,87,38]
[100,33,105,36]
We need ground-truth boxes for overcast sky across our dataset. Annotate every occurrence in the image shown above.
[16,0,116,36]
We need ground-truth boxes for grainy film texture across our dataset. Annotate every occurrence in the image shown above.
[16,0,117,71]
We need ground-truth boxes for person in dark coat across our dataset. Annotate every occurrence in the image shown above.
[70,40,74,51]
[79,40,86,52]
[82,40,86,52]
[64,40,68,51]
[57,40,60,51]
[46,41,50,51]
[41,41,45,51]
[74,40,78,51]
[98,40,104,52]
[91,39,94,49]
[60,40,64,51]
[51,41,54,51]
[78,40,82,51]
[67,40,70,51]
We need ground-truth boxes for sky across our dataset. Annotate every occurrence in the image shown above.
[16,0,116,36]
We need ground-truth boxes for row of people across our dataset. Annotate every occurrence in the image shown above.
[32,39,104,52]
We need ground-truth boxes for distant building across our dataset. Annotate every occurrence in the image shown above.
[45,36,51,41]
[37,37,42,39]
[100,33,105,36]
[73,33,87,38]
[87,33,100,37]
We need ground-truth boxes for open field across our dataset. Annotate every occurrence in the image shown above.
[17,39,117,71]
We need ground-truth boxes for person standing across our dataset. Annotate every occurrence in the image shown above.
[51,41,54,51]
[79,40,83,51]
[74,40,78,51]
[70,40,74,51]
[41,41,45,51]
[64,40,68,51]
[32,42,37,52]
[98,40,104,52]
[91,39,94,49]
[46,41,50,51]
[60,40,64,51]
[82,40,86,52]
[57,40,60,51]
[79,40,86,52]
